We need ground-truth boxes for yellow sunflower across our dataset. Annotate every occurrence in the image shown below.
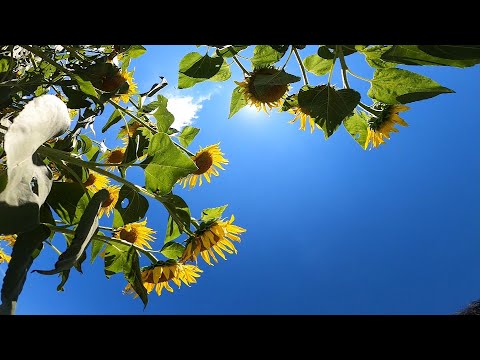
[0,234,17,247]
[98,185,121,218]
[104,147,126,171]
[180,215,246,266]
[83,171,110,193]
[364,105,410,149]
[179,143,228,189]
[112,70,138,104]
[113,219,156,250]
[0,247,11,264]
[235,67,289,113]
[288,105,321,133]
[118,121,143,144]
[124,260,202,297]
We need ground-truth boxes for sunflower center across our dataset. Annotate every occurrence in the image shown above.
[102,191,116,208]
[249,68,288,103]
[108,149,125,163]
[83,173,96,187]
[119,228,138,244]
[193,151,213,175]
[100,73,127,92]
[144,267,176,283]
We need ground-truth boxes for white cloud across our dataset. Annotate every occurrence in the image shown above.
[165,93,212,131]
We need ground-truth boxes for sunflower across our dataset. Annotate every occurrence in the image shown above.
[118,121,143,144]
[235,67,289,113]
[288,105,321,133]
[98,185,121,218]
[112,219,156,250]
[112,70,138,104]
[0,247,11,264]
[104,147,126,171]
[364,104,410,149]
[83,171,110,193]
[180,215,246,266]
[0,234,17,247]
[179,143,228,189]
[124,260,202,297]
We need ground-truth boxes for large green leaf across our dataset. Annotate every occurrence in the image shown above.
[72,74,98,98]
[102,108,123,133]
[46,182,87,225]
[104,242,130,278]
[250,45,287,68]
[160,241,185,260]
[123,246,148,308]
[178,52,231,89]
[161,193,191,242]
[112,185,149,228]
[303,55,333,76]
[126,45,147,58]
[418,45,480,61]
[381,45,480,67]
[201,204,228,222]
[90,239,104,264]
[144,133,197,195]
[0,224,49,315]
[298,85,360,138]
[360,45,397,69]
[253,70,300,86]
[152,95,174,133]
[177,126,200,147]
[368,68,454,104]
[317,46,335,60]
[343,111,370,149]
[229,86,247,119]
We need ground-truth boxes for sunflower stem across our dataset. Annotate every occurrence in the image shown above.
[21,45,74,77]
[337,46,350,89]
[358,102,382,117]
[231,54,249,75]
[281,47,294,70]
[328,55,337,85]
[44,223,159,263]
[346,69,372,83]
[45,240,63,256]
[293,47,309,85]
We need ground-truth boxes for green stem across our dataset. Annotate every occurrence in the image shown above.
[337,46,350,89]
[232,54,250,75]
[293,47,309,85]
[45,240,62,256]
[45,223,158,263]
[358,102,382,117]
[108,100,157,133]
[281,47,294,70]
[346,69,371,83]
[328,56,337,85]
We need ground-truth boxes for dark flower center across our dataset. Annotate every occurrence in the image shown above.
[193,151,213,175]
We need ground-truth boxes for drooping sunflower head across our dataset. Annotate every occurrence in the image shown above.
[118,121,143,144]
[98,185,121,218]
[124,260,202,297]
[0,234,17,247]
[180,215,246,266]
[235,67,290,113]
[112,70,138,104]
[104,147,126,171]
[364,104,410,149]
[112,219,156,250]
[284,94,321,133]
[83,171,110,193]
[179,143,228,189]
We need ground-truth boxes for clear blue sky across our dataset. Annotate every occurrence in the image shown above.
[4,45,480,314]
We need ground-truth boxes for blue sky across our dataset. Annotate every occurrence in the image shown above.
[3,45,479,314]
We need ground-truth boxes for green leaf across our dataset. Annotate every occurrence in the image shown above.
[368,68,454,104]
[161,194,191,242]
[139,100,160,114]
[123,246,148,308]
[250,45,286,68]
[46,182,86,225]
[152,95,174,133]
[253,70,300,86]
[317,46,335,60]
[298,85,360,138]
[177,126,200,147]
[178,52,231,89]
[104,242,130,278]
[72,74,98,98]
[381,45,480,67]
[360,45,397,69]
[343,111,370,149]
[160,241,185,260]
[229,85,247,119]
[215,45,248,58]
[79,134,93,154]
[303,55,333,76]
[0,224,50,315]
[126,45,147,58]
[102,108,122,133]
[418,45,480,61]
[112,185,149,228]
[201,204,228,222]
[90,239,104,264]
[56,270,70,292]
[61,86,92,109]
[144,133,197,195]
